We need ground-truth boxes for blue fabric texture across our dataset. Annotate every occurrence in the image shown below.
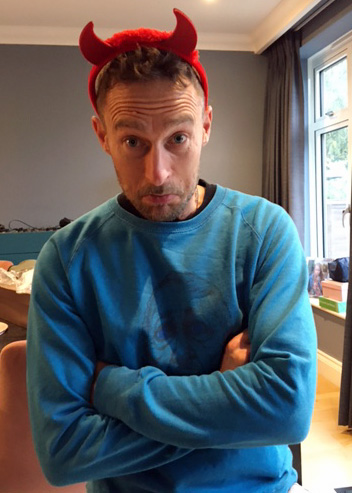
[27,185,317,492]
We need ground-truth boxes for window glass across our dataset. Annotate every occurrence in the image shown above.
[319,57,347,117]
[321,126,350,257]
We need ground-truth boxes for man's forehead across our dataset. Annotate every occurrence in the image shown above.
[104,81,204,123]
[107,79,202,101]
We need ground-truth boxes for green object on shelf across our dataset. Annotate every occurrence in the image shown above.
[318,296,347,313]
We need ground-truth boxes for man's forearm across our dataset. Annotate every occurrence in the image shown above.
[91,329,251,402]
[93,333,315,450]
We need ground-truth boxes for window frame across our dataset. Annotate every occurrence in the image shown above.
[308,34,352,258]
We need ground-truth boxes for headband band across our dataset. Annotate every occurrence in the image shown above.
[79,8,208,113]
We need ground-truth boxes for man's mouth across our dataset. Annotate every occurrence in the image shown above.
[142,194,177,205]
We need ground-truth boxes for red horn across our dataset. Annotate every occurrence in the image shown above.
[79,22,115,65]
[160,8,197,55]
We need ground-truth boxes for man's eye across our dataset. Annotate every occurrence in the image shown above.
[173,134,187,144]
[125,137,140,148]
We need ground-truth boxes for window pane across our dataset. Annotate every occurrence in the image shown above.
[320,57,347,117]
[321,126,350,258]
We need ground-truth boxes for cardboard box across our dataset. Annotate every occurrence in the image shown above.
[319,296,346,313]
[0,285,29,328]
[321,280,348,302]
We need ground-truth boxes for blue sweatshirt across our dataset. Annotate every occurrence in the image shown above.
[27,185,317,492]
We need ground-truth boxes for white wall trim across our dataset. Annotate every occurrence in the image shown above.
[0,25,253,52]
[198,32,253,52]
[317,349,342,388]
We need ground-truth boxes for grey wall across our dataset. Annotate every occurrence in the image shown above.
[0,45,115,228]
[0,45,267,228]
[199,51,267,195]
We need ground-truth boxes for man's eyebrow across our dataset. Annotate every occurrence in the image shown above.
[113,119,146,131]
[113,115,195,132]
[164,115,195,128]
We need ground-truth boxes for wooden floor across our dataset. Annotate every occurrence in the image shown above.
[301,373,352,492]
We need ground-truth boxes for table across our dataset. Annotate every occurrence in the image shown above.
[0,319,27,351]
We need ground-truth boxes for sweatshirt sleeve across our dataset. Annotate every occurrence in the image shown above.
[26,239,191,487]
[93,207,317,449]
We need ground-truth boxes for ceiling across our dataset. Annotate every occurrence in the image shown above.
[0,0,325,53]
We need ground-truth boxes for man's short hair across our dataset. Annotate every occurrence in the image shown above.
[95,46,204,116]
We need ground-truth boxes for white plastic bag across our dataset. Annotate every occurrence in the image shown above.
[0,267,34,294]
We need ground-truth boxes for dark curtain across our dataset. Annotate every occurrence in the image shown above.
[262,31,305,244]
[338,206,352,428]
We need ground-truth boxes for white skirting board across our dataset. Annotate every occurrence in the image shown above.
[317,349,342,388]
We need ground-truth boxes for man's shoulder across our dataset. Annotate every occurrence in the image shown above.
[217,186,302,260]
[218,186,289,230]
[45,197,118,257]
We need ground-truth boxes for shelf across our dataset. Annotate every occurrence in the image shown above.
[0,231,54,263]
[309,297,346,321]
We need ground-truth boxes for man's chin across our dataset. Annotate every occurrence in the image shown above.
[138,203,189,222]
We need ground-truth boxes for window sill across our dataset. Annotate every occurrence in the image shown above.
[309,297,346,321]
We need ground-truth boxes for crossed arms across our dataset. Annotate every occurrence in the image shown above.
[27,210,317,486]
[91,329,250,402]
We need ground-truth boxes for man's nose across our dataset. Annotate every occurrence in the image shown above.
[144,145,171,186]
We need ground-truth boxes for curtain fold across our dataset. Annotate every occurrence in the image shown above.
[262,31,305,244]
[338,205,352,428]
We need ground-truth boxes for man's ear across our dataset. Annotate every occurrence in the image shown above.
[92,116,110,155]
[202,105,213,146]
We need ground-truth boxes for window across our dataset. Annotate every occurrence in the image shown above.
[308,37,351,258]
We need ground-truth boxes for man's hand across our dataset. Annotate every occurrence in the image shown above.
[220,329,250,372]
[90,361,110,404]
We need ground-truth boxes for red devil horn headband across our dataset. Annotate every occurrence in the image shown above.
[79,8,208,113]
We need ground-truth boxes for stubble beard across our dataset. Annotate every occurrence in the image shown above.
[118,174,200,222]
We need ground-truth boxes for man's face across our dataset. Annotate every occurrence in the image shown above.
[93,79,212,221]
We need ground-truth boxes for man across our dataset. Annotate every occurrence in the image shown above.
[27,9,316,493]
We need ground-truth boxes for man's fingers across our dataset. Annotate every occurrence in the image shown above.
[220,329,251,372]
[228,329,250,349]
